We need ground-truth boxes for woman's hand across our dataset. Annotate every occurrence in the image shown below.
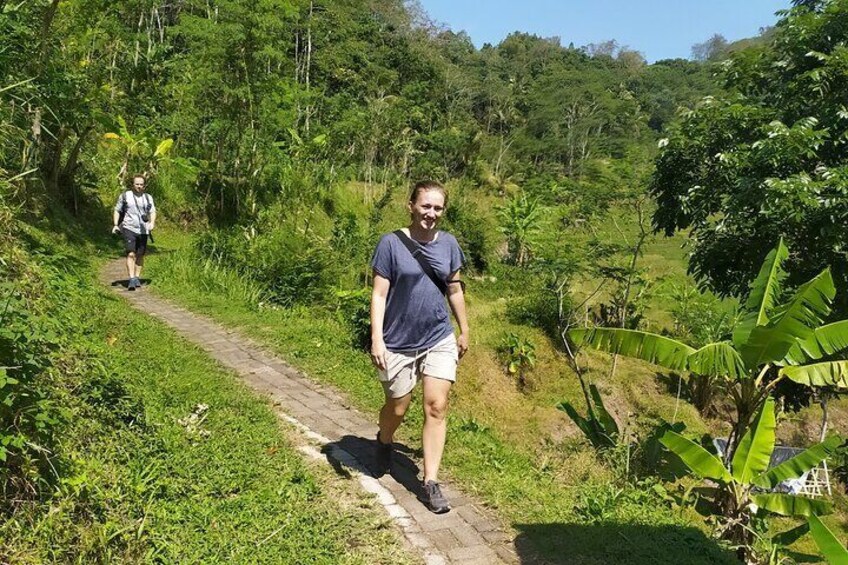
[371,339,388,371]
[457,332,469,359]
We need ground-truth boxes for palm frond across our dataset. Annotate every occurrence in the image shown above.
[780,361,848,389]
[752,493,831,518]
[808,514,848,564]
[753,435,842,490]
[731,398,776,483]
[660,430,731,482]
[732,239,788,348]
[687,342,748,380]
[783,320,848,365]
[740,269,834,369]
[568,328,695,372]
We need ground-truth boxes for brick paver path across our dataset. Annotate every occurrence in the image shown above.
[102,260,519,565]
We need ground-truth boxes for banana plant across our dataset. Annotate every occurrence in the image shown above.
[808,514,848,565]
[102,116,174,184]
[568,239,848,459]
[557,383,620,449]
[659,397,841,562]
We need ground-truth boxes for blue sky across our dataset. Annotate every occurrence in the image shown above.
[417,0,790,62]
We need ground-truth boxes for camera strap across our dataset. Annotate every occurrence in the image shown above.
[130,192,154,241]
[392,230,465,295]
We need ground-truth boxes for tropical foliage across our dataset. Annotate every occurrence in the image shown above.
[570,239,848,560]
[2,0,847,563]
[570,240,848,454]
[558,383,620,449]
[660,398,840,561]
[498,194,542,265]
[808,513,848,565]
[651,0,848,314]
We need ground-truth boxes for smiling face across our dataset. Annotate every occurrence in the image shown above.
[408,188,446,233]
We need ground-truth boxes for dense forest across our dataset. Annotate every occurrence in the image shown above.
[2,0,848,563]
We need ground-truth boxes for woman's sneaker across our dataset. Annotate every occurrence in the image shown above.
[421,480,450,514]
[374,432,393,475]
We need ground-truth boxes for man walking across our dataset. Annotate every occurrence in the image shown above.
[112,175,156,290]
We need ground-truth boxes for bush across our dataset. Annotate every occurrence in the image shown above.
[0,281,62,505]
[505,267,570,341]
[193,224,338,308]
[334,287,371,351]
[666,282,734,346]
[443,195,492,273]
[498,333,537,389]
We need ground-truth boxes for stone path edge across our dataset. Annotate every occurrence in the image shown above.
[100,260,519,565]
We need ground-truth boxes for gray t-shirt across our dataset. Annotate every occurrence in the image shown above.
[371,231,465,351]
[114,190,155,235]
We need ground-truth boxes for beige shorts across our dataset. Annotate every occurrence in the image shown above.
[378,335,458,398]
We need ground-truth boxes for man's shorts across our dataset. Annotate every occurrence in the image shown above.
[122,228,148,257]
[378,334,458,399]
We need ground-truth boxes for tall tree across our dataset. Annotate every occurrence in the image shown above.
[651,0,848,314]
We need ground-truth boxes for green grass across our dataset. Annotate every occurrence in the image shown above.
[1,228,413,565]
[146,229,741,565]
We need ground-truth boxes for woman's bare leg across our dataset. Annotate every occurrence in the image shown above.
[378,392,413,443]
[421,376,451,482]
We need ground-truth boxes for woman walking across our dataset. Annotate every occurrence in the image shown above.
[369,180,469,514]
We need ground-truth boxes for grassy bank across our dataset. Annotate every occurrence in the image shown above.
[1,225,413,564]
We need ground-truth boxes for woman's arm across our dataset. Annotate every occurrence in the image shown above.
[370,273,390,370]
[446,270,469,358]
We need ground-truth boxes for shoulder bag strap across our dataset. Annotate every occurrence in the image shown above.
[393,230,448,295]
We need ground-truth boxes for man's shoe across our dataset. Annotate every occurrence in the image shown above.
[374,432,393,474]
[421,480,450,514]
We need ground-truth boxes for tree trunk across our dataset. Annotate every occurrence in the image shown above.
[39,0,62,67]
[819,394,829,441]
[304,0,313,134]
[60,127,92,215]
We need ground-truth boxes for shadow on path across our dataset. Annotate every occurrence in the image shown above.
[109,278,153,289]
[513,522,738,565]
[323,434,426,500]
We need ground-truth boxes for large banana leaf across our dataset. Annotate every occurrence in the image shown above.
[753,435,842,489]
[740,270,835,369]
[732,398,776,483]
[781,361,848,389]
[660,430,731,482]
[783,320,848,365]
[589,384,619,438]
[557,402,615,449]
[567,328,694,372]
[733,239,789,348]
[687,342,748,379]
[808,514,848,565]
[751,493,831,517]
